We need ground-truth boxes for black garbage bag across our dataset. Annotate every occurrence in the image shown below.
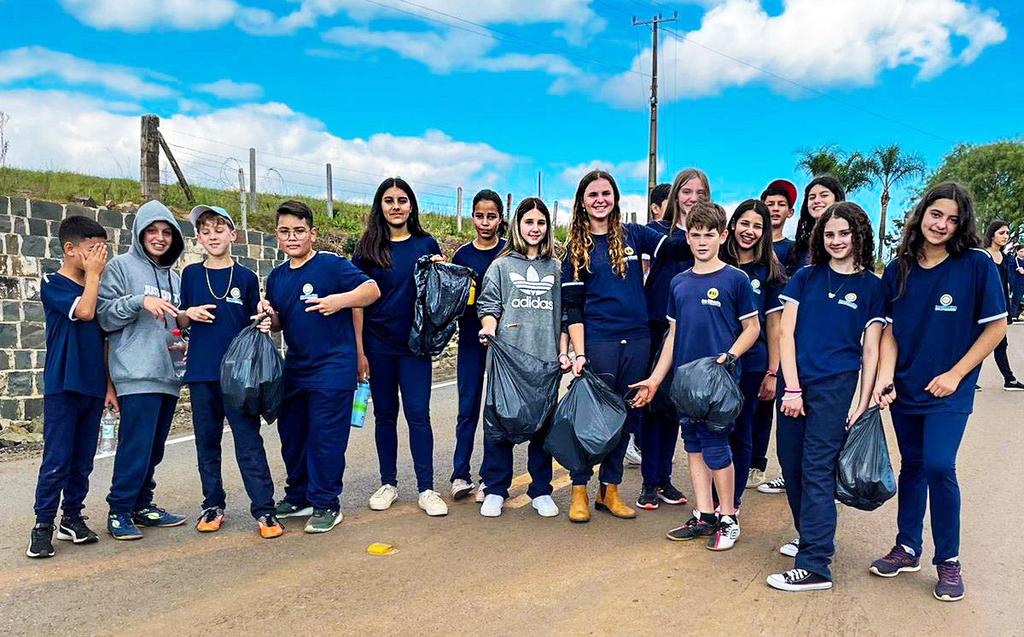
[408,256,475,356]
[482,337,561,445]
[669,356,743,435]
[544,368,627,475]
[220,322,285,424]
[835,407,897,511]
[647,334,676,415]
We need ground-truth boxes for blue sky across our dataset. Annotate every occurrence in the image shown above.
[1,0,1020,233]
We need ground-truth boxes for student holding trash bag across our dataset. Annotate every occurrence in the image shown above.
[257,201,380,534]
[636,168,703,509]
[719,199,785,512]
[476,197,566,518]
[449,190,507,503]
[764,202,884,592]
[353,178,449,517]
[872,183,1007,603]
[561,170,694,523]
[177,205,280,538]
[630,200,759,551]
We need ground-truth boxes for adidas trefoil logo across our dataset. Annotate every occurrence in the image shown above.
[509,266,554,296]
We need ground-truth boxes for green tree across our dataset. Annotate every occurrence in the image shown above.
[926,139,1024,229]
[869,144,925,260]
[796,144,876,194]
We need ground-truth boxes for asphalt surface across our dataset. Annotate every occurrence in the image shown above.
[2,335,1023,636]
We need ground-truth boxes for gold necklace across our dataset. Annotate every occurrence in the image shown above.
[205,263,234,301]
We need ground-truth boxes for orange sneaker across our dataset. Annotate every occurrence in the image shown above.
[257,513,284,539]
[195,507,224,533]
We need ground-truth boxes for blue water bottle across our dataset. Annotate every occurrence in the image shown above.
[352,380,370,428]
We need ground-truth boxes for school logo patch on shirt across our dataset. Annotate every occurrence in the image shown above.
[936,293,957,312]
[701,287,722,308]
[300,282,318,300]
[750,279,761,295]
[226,286,243,305]
[839,292,859,309]
[231,287,241,299]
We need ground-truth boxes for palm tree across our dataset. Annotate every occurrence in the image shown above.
[796,144,875,194]
[869,144,925,260]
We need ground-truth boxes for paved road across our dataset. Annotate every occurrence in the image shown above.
[2,335,1024,636]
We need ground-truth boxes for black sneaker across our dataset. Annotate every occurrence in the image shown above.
[27,523,55,559]
[1004,380,1024,392]
[666,512,716,541]
[657,482,688,505]
[975,384,982,392]
[869,545,921,577]
[56,515,99,544]
[766,568,833,591]
[636,484,659,510]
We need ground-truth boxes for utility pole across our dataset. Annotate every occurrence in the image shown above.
[537,171,542,198]
[632,12,676,204]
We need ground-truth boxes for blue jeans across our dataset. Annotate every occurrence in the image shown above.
[776,371,858,580]
[891,409,969,565]
[452,341,486,483]
[367,352,435,492]
[34,391,103,523]
[189,381,275,518]
[107,393,178,514]
[277,387,354,510]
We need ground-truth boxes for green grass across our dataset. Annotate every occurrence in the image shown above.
[0,166,479,254]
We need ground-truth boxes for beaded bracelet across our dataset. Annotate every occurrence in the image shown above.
[764,370,777,377]
[780,393,802,402]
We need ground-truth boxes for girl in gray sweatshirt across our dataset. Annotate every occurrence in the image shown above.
[476,197,569,519]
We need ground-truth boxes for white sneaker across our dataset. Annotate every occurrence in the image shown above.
[706,515,740,551]
[368,484,398,511]
[766,568,832,592]
[780,537,800,557]
[531,495,559,517]
[624,435,642,466]
[480,494,504,517]
[418,490,449,516]
[451,478,474,500]
[746,468,766,489]
[475,483,487,503]
[758,477,786,494]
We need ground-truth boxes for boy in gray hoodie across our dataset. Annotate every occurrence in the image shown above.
[98,200,188,539]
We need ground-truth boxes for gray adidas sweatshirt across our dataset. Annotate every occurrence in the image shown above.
[97,200,185,397]
[477,252,561,360]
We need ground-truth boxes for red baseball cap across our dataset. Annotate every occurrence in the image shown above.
[765,179,797,208]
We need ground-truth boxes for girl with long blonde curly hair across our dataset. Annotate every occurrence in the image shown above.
[560,170,693,523]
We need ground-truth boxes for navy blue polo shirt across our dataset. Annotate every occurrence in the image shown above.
[562,223,678,342]
[265,251,372,390]
[41,272,106,398]
[882,249,1006,414]
[644,220,694,327]
[738,262,784,374]
[779,264,885,385]
[666,265,758,368]
[773,237,793,268]
[179,263,261,383]
[355,235,442,356]
[452,238,505,347]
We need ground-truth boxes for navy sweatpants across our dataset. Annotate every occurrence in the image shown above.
[34,391,104,524]
[451,341,486,484]
[367,352,434,492]
[749,396,775,472]
[277,387,354,510]
[891,409,969,565]
[107,393,178,514]
[725,370,762,509]
[481,431,554,499]
[572,337,650,486]
[776,371,858,580]
[640,324,678,487]
[189,381,275,518]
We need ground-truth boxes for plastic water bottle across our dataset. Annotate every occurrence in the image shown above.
[98,406,117,455]
[352,380,370,428]
[168,328,188,381]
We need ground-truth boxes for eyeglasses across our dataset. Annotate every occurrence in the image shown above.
[276,227,309,239]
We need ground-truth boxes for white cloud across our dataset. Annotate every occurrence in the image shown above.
[59,0,240,32]
[558,158,662,186]
[601,0,1006,107]
[0,88,513,208]
[194,79,264,100]
[0,46,176,98]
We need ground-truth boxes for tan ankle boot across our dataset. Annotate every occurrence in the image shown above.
[595,483,636,519]
[569,485,590,523]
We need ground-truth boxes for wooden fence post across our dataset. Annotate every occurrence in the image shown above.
[248,148,257,213]
[456,187,462,232]
[326,163,334,219]
[140,115,160,202]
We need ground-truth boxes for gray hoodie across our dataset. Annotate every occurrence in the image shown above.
[477,252,561,360]
[98,200,185,397]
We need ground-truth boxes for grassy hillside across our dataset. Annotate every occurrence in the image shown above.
[0,167,479,254]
